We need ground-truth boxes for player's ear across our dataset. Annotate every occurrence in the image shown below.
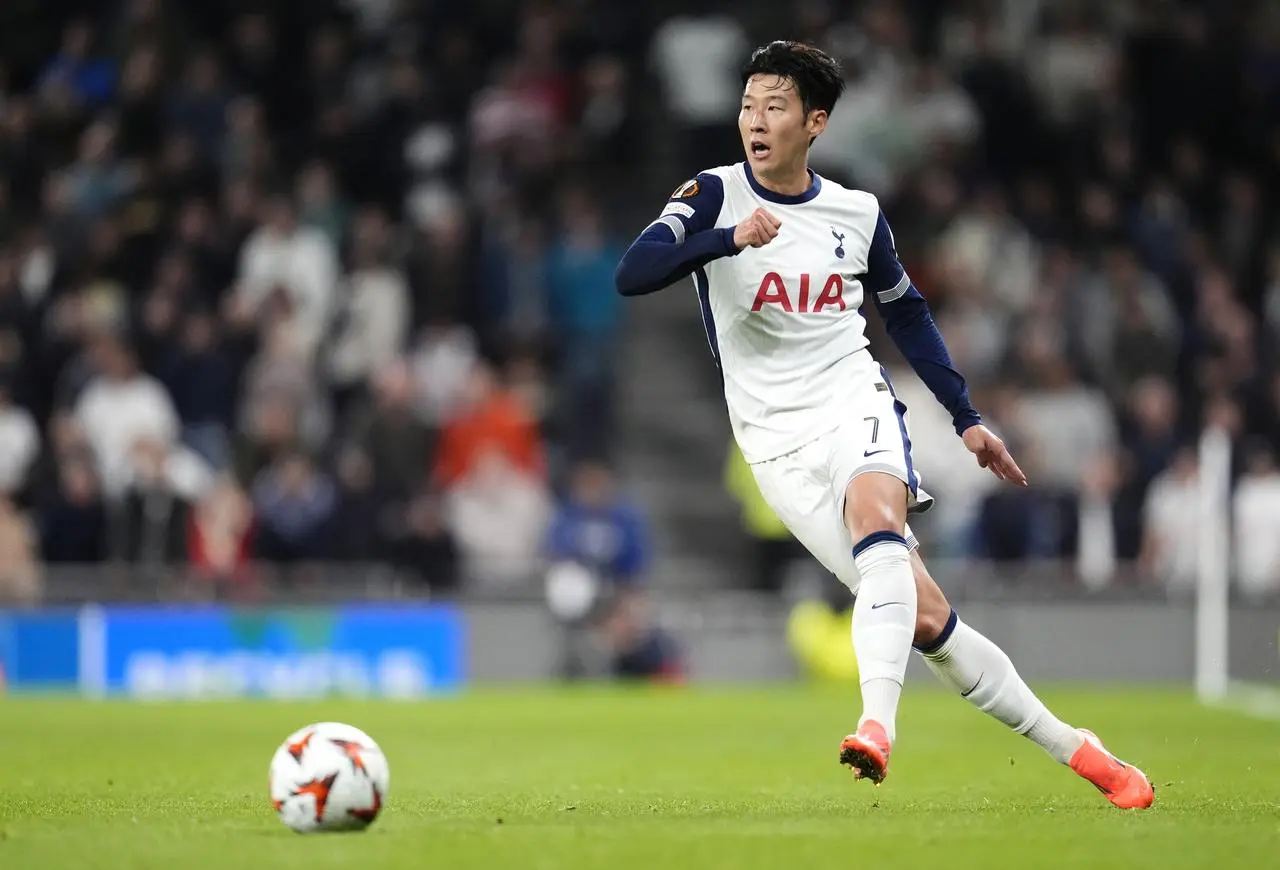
[807,109,828,140]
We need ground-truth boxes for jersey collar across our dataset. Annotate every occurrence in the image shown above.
[743,163,823,204]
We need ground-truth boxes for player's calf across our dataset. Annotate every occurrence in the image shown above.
[910,552,952,647]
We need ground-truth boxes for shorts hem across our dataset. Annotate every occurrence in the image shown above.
[840,465,936,516]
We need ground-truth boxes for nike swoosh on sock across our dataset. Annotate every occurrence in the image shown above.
[961,672,985,698]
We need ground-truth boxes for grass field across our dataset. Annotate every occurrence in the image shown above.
[0,685,1275,869]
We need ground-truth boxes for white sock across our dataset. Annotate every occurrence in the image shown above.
[851,533,917,743]
[918,614,1084,764]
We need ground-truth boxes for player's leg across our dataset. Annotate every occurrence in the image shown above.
[835,468,916,783]
[747,441,899,780]
[909,550,1154,809]
[909,550,1080,759]
[827,376,932,784]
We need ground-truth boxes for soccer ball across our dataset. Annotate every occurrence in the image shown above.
[269,722,389,833]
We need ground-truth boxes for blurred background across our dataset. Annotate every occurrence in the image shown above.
[0,0,1276,695]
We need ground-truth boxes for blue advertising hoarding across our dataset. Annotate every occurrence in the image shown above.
[0,609,82,689]
[0,604,465,698]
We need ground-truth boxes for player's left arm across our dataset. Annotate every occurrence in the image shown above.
[864,209,1027,486]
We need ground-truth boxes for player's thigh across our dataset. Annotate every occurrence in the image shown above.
[749,447,863,593]
[843,471,908,540]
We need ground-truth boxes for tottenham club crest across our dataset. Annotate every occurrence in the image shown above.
[832,227,846,259]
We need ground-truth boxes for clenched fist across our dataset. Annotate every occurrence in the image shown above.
[733,207,781,250]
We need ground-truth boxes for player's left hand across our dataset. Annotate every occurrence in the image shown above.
[962,425,1027,487]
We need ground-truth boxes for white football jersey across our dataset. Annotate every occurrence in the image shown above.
[651,162,904,463]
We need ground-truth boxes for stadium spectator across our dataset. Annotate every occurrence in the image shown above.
[477,209,549,343]
[546,461,650,597]
[1071,245,1180,399]
[648,10,749,167]
[445,447,551,587]
[1010,326,1117,493]
[545,187,624,459]
[407,328,479,431]
[167,50,229,153]
[504,351,553,433]
[976,437,1078,563]
[115,45,164,161]
[187,475,255,590]
[113,436,210,564]
[295,159,348,247]
[64,120,138,221]
[1141,447,1202,594]
[72,333,179,500]
[1077,454,1121,589]
[389,485,459,593]
[326,206,408,411]
[234,191,338,359]
[544,460,673,680]
[934,184,1038,319]
[576,55,640,181]
[1232,443,1280,599]
[346,360,433,506]
[36,455,108,564]
[39,19,115,111]
[152,309,245,471]
[329,445,383,562]
[250,450,337,564]
[0,494,40,604]
[1112,376,1182,559]
[238,320,332,472]
[434,361,545,488]
[599,590,683,684]
[0,382,40,498]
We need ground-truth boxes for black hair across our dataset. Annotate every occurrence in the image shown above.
[741,41,845,116]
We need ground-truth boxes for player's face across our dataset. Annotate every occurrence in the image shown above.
[739,75,827,178]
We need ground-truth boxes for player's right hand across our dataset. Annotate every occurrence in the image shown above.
[733,208,781,250]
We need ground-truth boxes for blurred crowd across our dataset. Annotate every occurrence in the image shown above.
[0,0,655,604]
[708,0,1280,599]
[3,0,1280,607]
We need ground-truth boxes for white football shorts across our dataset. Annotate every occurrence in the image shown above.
[748,371,933,594]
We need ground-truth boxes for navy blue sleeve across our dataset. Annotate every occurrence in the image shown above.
[614,173,739,297]
[865,210,982,437]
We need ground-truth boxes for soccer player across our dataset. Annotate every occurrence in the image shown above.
[613,41,1153,809]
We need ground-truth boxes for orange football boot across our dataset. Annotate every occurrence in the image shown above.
[839,720,892,784]
[1068,729,1155,809]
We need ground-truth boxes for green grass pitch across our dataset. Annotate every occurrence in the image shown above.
[0,685,1276,869]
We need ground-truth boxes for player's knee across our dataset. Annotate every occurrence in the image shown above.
[844,499,903,543]
[843,473,908,541]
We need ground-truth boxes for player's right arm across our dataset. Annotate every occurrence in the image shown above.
[614,174,779,296]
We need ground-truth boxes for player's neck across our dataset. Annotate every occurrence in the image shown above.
[752,161,812,197]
